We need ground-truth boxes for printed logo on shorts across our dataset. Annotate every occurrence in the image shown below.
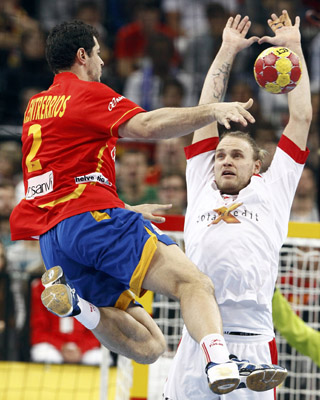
[74,172,112,186]
[26,170,54,200]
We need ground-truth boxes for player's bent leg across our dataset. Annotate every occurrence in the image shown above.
[41,267,166,364]
[92,304,166,364]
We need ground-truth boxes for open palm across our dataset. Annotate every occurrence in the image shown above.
[222,15,259,52]
[259,10,301,47]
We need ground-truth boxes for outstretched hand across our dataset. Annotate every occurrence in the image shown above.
[223,15,259,52]
[127,203,172,223]
[258,10,301,47]
[214,99,255,130]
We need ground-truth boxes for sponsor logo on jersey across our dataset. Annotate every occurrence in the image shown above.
[26,170,54,200]
[208,203,243,225]
[108,96,125,111]
[74,172,112,186]
[196,203,259,225]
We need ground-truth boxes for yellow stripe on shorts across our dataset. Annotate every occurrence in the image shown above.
[129,227,157,297]
[90,210,111,222]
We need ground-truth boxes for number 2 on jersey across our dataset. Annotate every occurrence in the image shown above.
[26,124,43,172]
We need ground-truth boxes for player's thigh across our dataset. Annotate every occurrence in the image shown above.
[143,240,212,299]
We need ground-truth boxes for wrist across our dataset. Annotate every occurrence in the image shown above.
[220,42,239,57]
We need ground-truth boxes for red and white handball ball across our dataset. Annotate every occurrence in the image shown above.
[253,47,302,94]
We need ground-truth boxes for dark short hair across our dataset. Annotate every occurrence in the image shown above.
[46,20,99,74]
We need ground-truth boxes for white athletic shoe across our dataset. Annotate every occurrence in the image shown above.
[41,266,81,317]
[206,361,240,395]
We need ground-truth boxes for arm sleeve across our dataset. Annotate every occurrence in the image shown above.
[272,287,320,367]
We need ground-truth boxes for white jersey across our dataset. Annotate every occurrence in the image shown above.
[184,135,308,336]
[163,135,309,400]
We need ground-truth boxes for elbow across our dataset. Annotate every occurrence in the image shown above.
[291,105,313,126]
[125,112,156,139]
[137,112,156,139]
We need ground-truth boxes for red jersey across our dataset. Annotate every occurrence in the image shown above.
[115,21,176,59]
[10,72,145,240]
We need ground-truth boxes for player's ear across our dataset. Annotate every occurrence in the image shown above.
[76,48,87,65]
[254,160,262,174]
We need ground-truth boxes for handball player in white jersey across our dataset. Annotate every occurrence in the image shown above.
[164,10,312,400]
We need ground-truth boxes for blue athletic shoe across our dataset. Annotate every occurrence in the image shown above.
[229,354,288,392]
[41,266,81,317]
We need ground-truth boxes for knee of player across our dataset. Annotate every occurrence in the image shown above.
[134,335,166,364]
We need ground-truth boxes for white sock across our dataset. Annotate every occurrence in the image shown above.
[74,296,101,330]
[200,334,230,364]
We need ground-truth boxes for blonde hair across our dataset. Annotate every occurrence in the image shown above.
[220,131,268,162]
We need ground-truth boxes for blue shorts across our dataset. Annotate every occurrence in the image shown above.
[39,208,175,310]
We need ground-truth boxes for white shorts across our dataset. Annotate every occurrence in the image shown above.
[163,328,277,400]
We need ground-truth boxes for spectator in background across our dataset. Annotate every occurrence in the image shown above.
[161,0,239,56]
[5,26,52,124]
[0,182,16,247]
[290,166,319,222]
[0,141,22,184]
[105,0,137,37]
[114,0,177,80]
[160,77,185,107]
[158,172,187,215]
[124,32,194,110]
[183,3,230,98]
[30,277,104,365]
[117,149,158,205]
[0,0,38,67]
[37,0,106,33]
[151,137,189,185]
[0,0,38,123]
[75,1,108,43]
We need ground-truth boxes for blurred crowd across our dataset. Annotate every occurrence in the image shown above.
[0,0,319,363]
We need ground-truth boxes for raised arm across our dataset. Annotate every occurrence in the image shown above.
[259,10,312,150]
[193,15,259,144]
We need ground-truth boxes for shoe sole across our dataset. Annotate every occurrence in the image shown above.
[246,368,288,391]
[210,378,240,395]
[41,284,73,317]
[41,266,64,288]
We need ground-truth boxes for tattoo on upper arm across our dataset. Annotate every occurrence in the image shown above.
[211,62,231,101]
